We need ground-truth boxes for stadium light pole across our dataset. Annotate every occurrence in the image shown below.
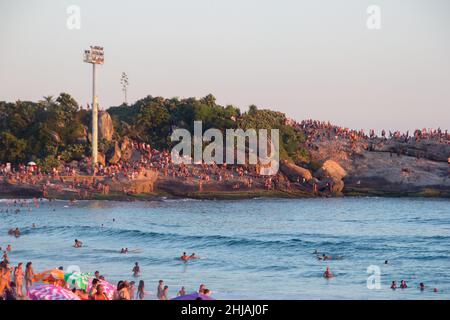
[83,46,104,173]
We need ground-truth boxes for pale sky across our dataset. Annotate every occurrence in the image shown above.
[1,0,449,132]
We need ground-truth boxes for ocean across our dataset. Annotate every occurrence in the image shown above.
[1,197,449,299]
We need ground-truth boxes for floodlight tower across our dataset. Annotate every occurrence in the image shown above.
[83,46,104,172]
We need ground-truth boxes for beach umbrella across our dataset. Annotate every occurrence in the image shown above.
[64,272,91,290]
[171,292,216,300]
[34,269,65,285]
[27,161,37,166]
[28,284,80,300]
[87,278,116,300]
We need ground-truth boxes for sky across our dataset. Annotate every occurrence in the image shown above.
[1,0,449,132]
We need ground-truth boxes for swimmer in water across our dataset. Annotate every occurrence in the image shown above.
[317,253,332,261]
[323,266,334,279]
[132,262,141,277]
[419,283,425,291]
[74,239,83,248]
[400,280,408,289]
[180,252,189,261]
[391,281,397,290]
[6,245,11,252]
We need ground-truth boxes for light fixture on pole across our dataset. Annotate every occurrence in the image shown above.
[83,46,104,173]
[121,72,129,105]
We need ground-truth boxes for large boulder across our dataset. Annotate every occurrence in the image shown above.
[280,160,313,182]
[315,160,347,195]
[317,159,347,181]
[120,137,134,161]
[98,111,114,141]
[108,141,122,164]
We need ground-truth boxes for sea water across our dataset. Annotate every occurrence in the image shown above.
[0,197,449,299]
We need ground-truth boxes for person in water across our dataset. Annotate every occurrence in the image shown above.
[161,285,169,300]
[400,280,408,289]
[323,266,334,279]
[132,262,140,277]
[74,239,83,248]
[181,252,189,261]
[177,286,186,296]
[391,281,397,290]
[419,283,425,291]
[189,253,199,260]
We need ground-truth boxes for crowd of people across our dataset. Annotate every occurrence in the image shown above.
[0,258,211,300]
[0,136,300,199]
[290,118,450,144]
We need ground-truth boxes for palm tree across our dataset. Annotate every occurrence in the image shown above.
[39,95,54,110]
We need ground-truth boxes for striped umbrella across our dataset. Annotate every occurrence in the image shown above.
[87,279,116,300]
[64,272,91,290]
[28,284,80,300]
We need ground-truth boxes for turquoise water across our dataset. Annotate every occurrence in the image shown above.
[1,197,449,299]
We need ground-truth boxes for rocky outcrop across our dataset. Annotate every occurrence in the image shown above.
[316,160,347,181]
[370,139,450,163]
[308,137,450,197]
[120,137,133,161]
[280,160,313,181]
[99,111,114,141]
[107,142,122,164]
[315,160,347,194]
[342,151,450,195]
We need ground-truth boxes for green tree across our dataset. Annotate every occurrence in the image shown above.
[0,132,27,162]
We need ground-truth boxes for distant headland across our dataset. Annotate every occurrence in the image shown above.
[1,93,449,200]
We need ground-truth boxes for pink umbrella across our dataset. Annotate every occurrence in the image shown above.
[171,292,215,300]
[87,279,116,300]
[28,284,80,300]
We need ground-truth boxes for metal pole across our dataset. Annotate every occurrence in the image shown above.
[92,63,98,173]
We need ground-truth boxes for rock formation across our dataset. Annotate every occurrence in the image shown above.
[280,160,313,182]
[98,111,114,141]
[107,141,122,164]
[120,137,134,161]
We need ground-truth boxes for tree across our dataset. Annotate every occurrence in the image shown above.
[0,132,27,162]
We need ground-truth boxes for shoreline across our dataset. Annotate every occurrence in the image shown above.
[1,185,449,201]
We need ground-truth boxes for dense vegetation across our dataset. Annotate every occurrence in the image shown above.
[0,93,308,169]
